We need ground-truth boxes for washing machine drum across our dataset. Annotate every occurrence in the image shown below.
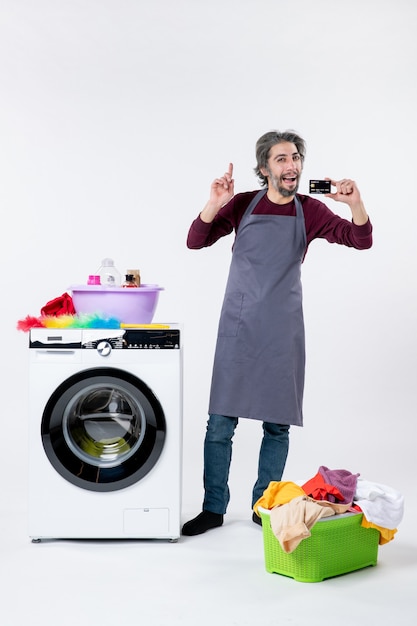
[41,368,166,492]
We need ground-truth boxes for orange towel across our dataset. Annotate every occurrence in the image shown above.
[253,481,305,514]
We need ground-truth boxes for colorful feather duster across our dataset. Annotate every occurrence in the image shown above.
[17,292,121,331]
[17,313,121,331]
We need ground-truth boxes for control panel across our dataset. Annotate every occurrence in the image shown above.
[83,329,181,350]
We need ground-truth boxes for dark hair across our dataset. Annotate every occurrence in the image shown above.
[254,130,306,187]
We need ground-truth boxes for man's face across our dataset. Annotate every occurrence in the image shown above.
[262,142,303,197]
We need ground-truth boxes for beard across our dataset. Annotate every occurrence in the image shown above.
[268,171,299,197]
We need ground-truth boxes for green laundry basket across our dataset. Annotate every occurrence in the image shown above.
[259,508,379,583]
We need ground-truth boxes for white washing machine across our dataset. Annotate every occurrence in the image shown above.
[28,325,182,541]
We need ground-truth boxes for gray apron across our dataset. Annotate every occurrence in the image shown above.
[208,190,307,425]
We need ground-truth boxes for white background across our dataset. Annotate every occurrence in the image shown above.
[1,0,416,519]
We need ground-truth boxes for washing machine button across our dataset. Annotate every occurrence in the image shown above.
[97,340,112,357]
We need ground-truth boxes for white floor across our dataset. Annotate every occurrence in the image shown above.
[1,486,416,626]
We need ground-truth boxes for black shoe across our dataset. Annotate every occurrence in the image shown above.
[182,511,224,536]
[252,512,262,526]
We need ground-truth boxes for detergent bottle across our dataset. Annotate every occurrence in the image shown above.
[97,258,122,287]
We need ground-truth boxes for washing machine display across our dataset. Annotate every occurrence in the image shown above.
[28,326,183,541]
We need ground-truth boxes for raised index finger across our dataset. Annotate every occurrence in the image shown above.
[228,163,234,179]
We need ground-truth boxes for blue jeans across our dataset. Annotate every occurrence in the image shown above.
[203,413,290,515]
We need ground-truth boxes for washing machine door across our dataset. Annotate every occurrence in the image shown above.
[41,368,166,492]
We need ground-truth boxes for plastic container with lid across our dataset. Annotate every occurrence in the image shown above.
[97,258,122,287]
[122,274,138,288]
[126,269,141,287]
[87,275,101,285]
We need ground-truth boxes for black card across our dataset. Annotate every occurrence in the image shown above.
[309,180,331,194]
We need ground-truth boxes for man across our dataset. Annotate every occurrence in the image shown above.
[182,130,372,536]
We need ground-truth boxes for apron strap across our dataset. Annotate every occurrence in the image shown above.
[242,190,303,222]
[294,194,303,219]
[240,189,267,223]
